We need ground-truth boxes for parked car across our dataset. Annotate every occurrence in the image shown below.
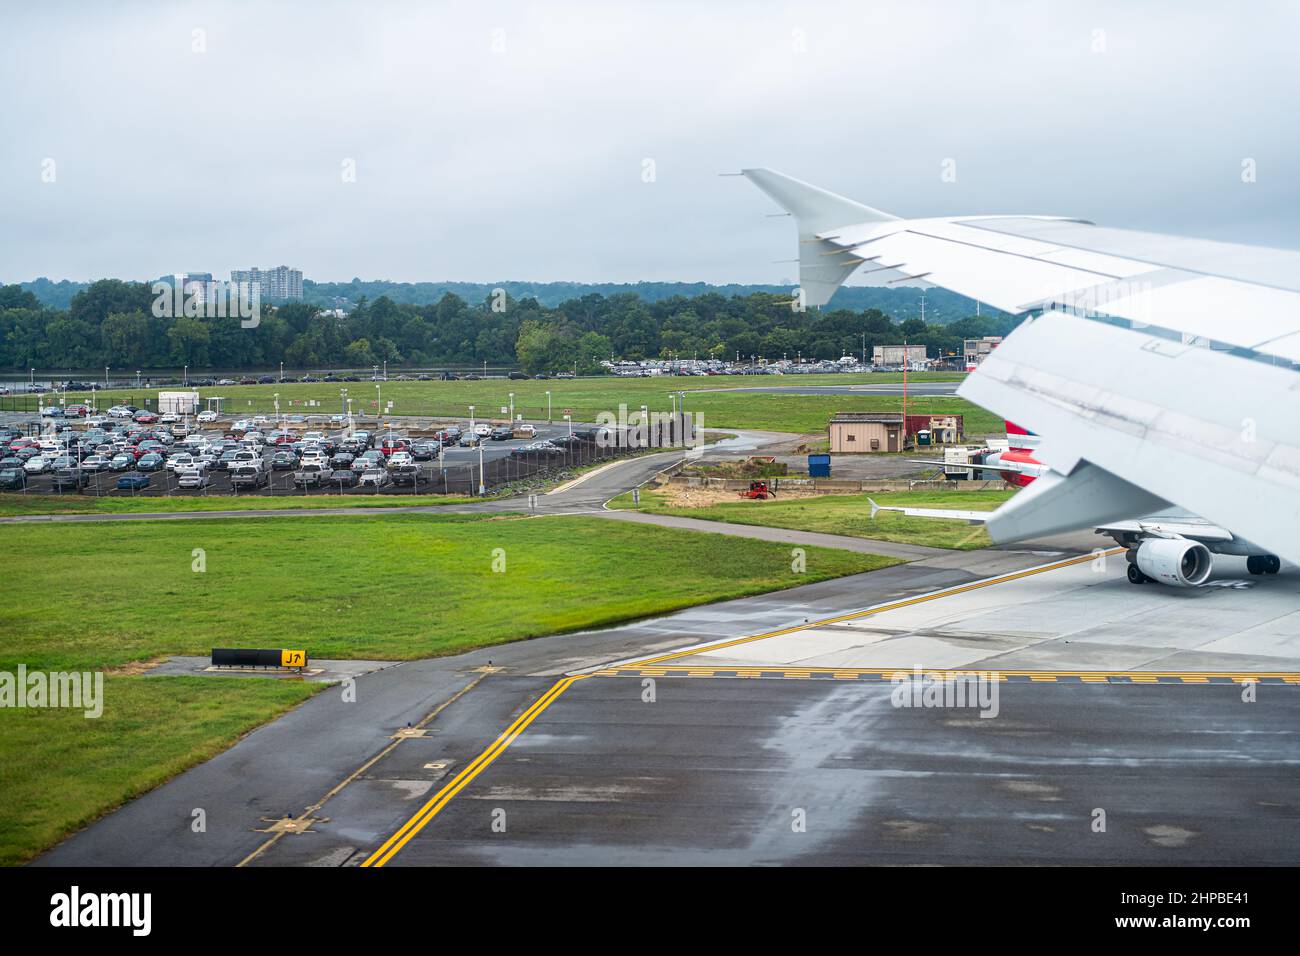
[177,469,211,490]
[137,453,166,472]
[23,455,50,474]
[331,451,355,469]
[116,472,151,490]
[293,463,334,488]
[51,468,88,490]
[359,468,390,488]
[330,469,360,488]
[459,433,481,447]
[230,465,269,489]
[387,451,414,468]
[133,411,158,423]
[271,451,299,470]
[196,410,218,423]
[490,427,513,441]
[473,423,492,438]
[0,468,28,489]
[390,464,421,487]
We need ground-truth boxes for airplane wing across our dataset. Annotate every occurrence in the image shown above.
[742,168,1300,564]
[903,457,1036,474]
[1096,516,1236,543]
[867,498,990,523]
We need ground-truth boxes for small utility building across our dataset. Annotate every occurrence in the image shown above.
[828,412,904,453]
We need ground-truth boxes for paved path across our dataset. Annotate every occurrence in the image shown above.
[592,509,949,560]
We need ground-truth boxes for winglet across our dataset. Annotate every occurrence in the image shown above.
[868,497,880,519]
[740,168,898,308]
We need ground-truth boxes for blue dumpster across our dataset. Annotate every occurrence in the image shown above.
[808,454,831,477]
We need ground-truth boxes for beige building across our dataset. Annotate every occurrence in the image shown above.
[828,412,904,453]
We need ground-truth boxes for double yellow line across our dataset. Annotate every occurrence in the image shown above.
[361,674,588,867]
[362,548,1119,866]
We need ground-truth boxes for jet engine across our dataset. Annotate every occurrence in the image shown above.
[1130,538,1213,587]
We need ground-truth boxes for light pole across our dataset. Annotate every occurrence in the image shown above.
[105,367,110,387]
[136,370,141,388]
[29,368,35,388]
[383,359,387,381]
[508,392,514,422]
[477,440,486,496]
[279,362,283,383]
[183,365,188,386]
[468,404,475,432]
[375,383,382,426]
[564,413,572,437]
[274,392,280,425]
[546,390,551,424]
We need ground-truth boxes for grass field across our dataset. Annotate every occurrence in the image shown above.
[0,511,899,863]
[0,676,318,866]
[608,488,1018,550]
[0,493,477,517]
[41,372,999,435]
[0,513,897,670]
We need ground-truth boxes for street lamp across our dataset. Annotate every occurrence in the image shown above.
[183,365,188,386]
[375,383,382,428]
[468,404,475,431]
[279,361,284,383]
[136,370,141,388]
[564,413,572,437]
[508,392,514,422]
[477,440,486,496]
[546,390,551,424]
[105,367,110,387]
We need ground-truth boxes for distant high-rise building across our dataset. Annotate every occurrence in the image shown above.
[230,265,303,300]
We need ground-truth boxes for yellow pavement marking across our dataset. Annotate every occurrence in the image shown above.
[596,665,1300,683]
[614,550,1122,670]
[362,674,588,868]
[237,670,487,868]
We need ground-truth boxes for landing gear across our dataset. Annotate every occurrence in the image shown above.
[1126,563,1148,585]
[1248,554,1282,575]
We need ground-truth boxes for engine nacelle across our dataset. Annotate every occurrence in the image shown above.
[1133,538,1213,587]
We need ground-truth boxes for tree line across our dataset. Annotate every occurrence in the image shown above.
[0,280,1023,373]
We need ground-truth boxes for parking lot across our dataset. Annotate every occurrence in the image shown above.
[0,410,630,499]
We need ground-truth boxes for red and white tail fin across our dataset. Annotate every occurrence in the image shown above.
[1005,421,1039,452]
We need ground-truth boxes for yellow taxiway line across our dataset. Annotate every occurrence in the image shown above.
[361,674,588,867]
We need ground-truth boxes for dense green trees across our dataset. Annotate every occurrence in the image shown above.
[0,279,1022,372]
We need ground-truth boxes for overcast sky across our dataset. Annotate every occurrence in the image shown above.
[3,1,1299,285]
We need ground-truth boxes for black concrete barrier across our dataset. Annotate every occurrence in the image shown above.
[212,648,308,670]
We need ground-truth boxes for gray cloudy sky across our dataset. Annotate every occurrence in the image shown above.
[3,0,1298,285]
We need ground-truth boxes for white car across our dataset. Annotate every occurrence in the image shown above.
[233,419,253,431]
[23,456,49,474]
[387,451,414,467]
[167,454,202,473]
[159,413,178,424]
[329,414,346,425]
[302,431,328,444]
[359,468,390,487]
[196,410,218,423]
[177,469,211,489]
[107,405,133,418]
[474,423,492,438]
[252,416,269,427]
[82,455,112,472]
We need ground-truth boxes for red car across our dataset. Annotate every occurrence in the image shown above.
[133,411,158,424]
[380,438,410,457]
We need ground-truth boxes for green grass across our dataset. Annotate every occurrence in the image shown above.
[0,493,477,517]
[0,510,899,864]
[0,676,318,865]
[609,488,1018,550]
[43,372,998,435]
[0,513,898,671]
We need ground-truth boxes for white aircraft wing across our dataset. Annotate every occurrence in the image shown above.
[903,457,1036,474]
[742,168,1300,564]
[867,498,990,523]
